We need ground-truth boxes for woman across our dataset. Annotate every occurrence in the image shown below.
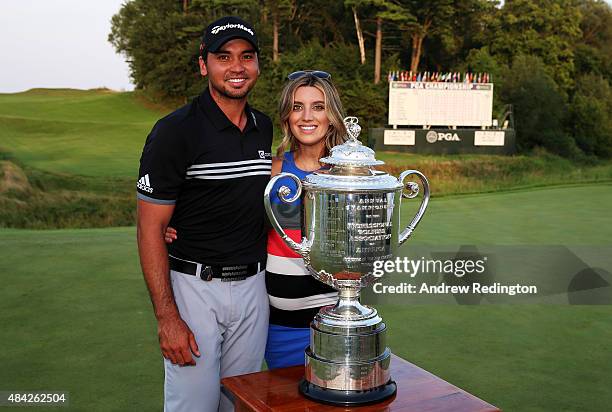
[264,71,348,369]
[166,71,348,369]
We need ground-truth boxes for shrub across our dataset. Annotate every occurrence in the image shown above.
[499,55,578,157]
[568,74,612,158]
[463,47,509,115]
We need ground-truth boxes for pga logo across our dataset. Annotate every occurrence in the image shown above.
[425,131,461,143]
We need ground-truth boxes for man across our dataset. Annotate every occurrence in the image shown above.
[136,16,272,412]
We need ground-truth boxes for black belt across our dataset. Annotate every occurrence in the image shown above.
[169,255,264,282]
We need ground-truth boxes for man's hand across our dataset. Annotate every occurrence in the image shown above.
[137,200,200,366]
[158,314,201,366]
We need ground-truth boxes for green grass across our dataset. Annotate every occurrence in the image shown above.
[0,89,159,124]
[1,88,611,410]
[0,117,146,177]
[383,305,612,412]
[0,227,160,411]
[1,185,611,411]
[0,89,164,177]
[409,183,612,245]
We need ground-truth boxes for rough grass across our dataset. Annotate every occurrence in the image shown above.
[378,151,612,196]
[1,160,134,229]
[3,151,611,228]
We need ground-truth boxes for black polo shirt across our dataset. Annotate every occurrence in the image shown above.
[137,88,273,265]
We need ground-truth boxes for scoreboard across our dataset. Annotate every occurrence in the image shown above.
[388,81,494,127]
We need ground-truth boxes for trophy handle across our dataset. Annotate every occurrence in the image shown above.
[263,173,311,258]
[398,170,430,246]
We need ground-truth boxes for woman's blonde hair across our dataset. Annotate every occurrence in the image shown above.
[276,74,347,157]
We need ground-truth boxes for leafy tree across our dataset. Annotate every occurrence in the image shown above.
[398,0,454,73]
[490,0,582,92]
[463,47,508,113]
[344,1,412,83]
[261,0,295,62]
[191,0,259,18]
[574,0,612,81]
[568,74,612,157]
[422,0,499,71]
[499,55,577,157]
[344,0,370,64]
[283,0,352,48]
[372,1,412,83]
[107,0,612,158]
[109,0,203,99]
[578,0,612,50]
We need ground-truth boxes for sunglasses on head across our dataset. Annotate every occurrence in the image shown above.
[287,70,331,80]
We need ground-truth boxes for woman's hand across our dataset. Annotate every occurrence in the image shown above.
[164,226,178,243]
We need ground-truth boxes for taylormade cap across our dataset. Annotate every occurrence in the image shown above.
[201,16,259,57]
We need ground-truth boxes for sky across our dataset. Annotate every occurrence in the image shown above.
[1,0,611,93]
[0,0,133,93]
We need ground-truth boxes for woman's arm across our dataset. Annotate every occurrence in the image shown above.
[271,156,283,177]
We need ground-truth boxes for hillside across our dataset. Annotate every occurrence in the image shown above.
[1,88,612,228]
[0,88,165,177]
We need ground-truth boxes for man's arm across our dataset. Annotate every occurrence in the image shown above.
[137,199,200,366]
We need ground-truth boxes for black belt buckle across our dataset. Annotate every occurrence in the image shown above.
[200,265,214,281]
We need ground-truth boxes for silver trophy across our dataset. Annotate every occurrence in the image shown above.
[264,117,430,406]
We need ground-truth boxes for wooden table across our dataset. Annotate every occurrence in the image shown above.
[222,355,501,411]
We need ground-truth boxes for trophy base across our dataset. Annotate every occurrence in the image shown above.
[298,378,397,406]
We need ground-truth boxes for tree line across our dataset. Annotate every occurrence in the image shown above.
[109,0,612,159]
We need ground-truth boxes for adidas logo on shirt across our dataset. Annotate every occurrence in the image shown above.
[137,174,153,193]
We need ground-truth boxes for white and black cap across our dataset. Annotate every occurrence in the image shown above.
[201,16,259,57]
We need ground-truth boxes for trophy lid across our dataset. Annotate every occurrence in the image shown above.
[319,117,384,168]
[303,117,402,191]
